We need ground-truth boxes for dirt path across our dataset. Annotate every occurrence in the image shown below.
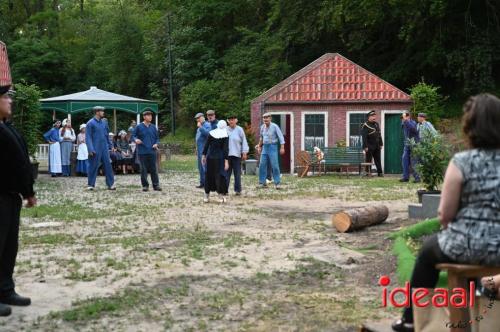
[1,172,418,331]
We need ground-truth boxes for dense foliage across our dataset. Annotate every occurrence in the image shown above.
[1,0,499,133]
[11,81,43,158]
[409,82,443,125]
[410,133,450,191]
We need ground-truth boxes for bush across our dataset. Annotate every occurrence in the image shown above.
[409,81,444,125]
[410,133,450,191]
[11,81,43,160]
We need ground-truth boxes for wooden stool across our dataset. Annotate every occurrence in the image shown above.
[435,263,500,332]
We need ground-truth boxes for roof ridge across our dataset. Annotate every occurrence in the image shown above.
[252,53,411,104]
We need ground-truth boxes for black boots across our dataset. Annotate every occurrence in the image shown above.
[391,318,414,332]
[0,292,31,306]
[0,303,11,316]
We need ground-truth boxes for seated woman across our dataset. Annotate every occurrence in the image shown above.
[107,132,122,172]
[116,130,134,174]
[392,93,500,332]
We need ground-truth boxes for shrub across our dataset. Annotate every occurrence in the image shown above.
[11,81,43,160]
[410,133,450,191]
[409,81,444,125]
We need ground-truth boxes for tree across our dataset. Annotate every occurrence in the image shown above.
[11,81,43,159]
[410,82,443,125]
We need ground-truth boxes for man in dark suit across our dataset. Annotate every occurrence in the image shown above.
[0,84,36,317]
[361,110,383,176]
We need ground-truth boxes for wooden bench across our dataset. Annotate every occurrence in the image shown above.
[435,263,500,332]
[322,147,371,176]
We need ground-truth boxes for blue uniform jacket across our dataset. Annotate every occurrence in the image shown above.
[402,119,419,145]
[86,117,112,154]
[132,122,160,155]
[196,121,212,152]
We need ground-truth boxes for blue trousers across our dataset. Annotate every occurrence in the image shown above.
[139,154,160,188]
[197,150,206,186]
[402,145,420,181]
[227,156,242,193]
[259,144,281,185]
[87,150,114,188]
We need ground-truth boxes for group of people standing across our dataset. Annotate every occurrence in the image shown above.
[195,110,249,203]
[43,106,161,192]
[195,110,285,203]
[361,110,437,180]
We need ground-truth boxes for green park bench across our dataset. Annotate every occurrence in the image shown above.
[321,147,371,176]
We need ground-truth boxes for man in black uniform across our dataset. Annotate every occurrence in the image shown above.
[361,110,383,177]
[0,83,36,317]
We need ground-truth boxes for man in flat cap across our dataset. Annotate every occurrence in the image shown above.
[226,114,249,195]
[257,112,285,189]
[361,110,383,177]
[0,84,36,316]
[206,109,218,130]
[132,109,161,191]
[400,111,420,183]
[417,113,437,141]
[86,106,116,190]
[195,112,212,188]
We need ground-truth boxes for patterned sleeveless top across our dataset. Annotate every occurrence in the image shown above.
[438,149,500,265]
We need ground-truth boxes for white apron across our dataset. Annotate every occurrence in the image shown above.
[77,143,88,161]
[49,142,62,173]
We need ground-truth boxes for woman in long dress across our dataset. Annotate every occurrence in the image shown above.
[116,130,133,174]
[76,124,88,176]
[43,119,62,177]
[59,118,76,177]
[202,120,229,203]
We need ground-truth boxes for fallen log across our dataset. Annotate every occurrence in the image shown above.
[332,205,389,233]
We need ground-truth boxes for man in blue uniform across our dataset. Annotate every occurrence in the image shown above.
[206,109,218,130]
[195,112,212,188]
[0,84,36,316]
[132,109,161,192]
[400,111,420,183]
[86,106,115,190]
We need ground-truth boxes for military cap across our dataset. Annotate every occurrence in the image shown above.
[367,110,376,117]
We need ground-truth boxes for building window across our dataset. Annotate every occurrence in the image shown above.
[304,114,325,150]
[349,113,366,147]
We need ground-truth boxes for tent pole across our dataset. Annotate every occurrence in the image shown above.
[156,113,159,130]
[136,113,140,125]
[52,110,55,120]
[67,113,71,122]
[113,109,117,134]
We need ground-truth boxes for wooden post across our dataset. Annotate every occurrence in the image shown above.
[332,205,389,232]
[113,109,117,134]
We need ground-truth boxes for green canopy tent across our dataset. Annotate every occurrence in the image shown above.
[40,86,159,133]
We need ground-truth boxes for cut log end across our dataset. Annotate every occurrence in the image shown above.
[332,205,389,233]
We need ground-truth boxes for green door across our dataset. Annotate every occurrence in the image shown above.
[384,114,404,174]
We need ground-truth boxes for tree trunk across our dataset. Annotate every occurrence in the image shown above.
[332,205,389,233]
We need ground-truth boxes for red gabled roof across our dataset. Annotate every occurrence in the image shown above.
[252,53,411,104]
[0,41,12,87]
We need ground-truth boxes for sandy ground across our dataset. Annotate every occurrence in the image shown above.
[0,169,420,331]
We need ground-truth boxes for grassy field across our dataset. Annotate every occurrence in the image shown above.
[3,155,423,331]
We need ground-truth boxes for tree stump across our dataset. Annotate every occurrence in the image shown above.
[332,205,389,233]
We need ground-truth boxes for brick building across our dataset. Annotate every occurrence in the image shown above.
[251,53,413,174]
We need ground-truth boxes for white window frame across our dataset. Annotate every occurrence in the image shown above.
[345,111,366,148]
[301,111,328,151]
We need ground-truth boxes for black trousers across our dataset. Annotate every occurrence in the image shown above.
[139,154,160,189]
[0,193,22,297]
[403,234,455,322]
[366,147,383,174]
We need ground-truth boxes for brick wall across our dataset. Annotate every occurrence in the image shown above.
[249,101,411,172]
